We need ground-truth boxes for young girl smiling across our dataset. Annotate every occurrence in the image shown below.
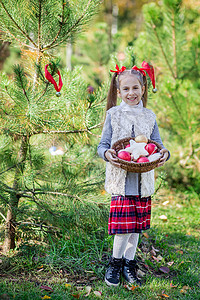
[98,62,170,287]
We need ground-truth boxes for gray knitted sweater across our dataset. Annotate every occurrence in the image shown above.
[97,112,169,196]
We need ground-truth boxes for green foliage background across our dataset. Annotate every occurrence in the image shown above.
[0,0,199,252]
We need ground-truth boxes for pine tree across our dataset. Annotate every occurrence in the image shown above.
[0,0,104,252]
[133,0,200,189]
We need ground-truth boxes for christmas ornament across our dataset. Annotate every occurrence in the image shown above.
[119,139,149,160]
[137,157,149,163]
[45,64,63,96]
[135,135,148,143]
[117,151,131,161]
[145,143,158,155]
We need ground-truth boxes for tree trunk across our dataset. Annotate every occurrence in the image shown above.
[3,136,28,253]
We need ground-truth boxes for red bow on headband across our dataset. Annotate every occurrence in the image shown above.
[45,64,63,96]
[132,61,157,92]
[110,64,126,75]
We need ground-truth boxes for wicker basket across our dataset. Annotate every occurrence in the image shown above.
[111,137,163,173]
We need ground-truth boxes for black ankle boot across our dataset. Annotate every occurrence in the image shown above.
[122,258,142,286]
[105,256,123,286]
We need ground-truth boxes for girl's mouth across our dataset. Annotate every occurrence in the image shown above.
[128,97,137,101]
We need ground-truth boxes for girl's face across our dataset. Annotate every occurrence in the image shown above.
[118,75,145,106]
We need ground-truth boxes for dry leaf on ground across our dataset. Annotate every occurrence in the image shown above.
[157,293,170,298]
[40,286,53,292]
[84,286,92,297]
[167,261,174,266]
[93,291,102,297]
[72,294,80,299]
[180,285,191,293]
[159,215,168,221]
[159,266,170,273]
[143,232,149,238]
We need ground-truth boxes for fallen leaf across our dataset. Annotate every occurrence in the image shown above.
[65,284,71,288]
[100,189,106,195]
[124,284,139,291]
[42,296,51,300]
[152,256,160,262]
[40,286,53,292]
[170,283,178,288]
[129,285,138,291]
[167,261,174,266]
[157,293,169,298]
[38,265,44,269]
[84,270,94,273]
[84,286,92,297]
[159,215,168,221]
[72,294,80,299]
[176,250,183,254]
[150,249,157,256]
[157,255,163,261]
[89,277,97,281]
[162,200,169,206]
[180,285,191,294]
[93,291,102,297]
[143,232,149,238]
[137,269,146,277]
[152,245,159,252]
[159,266,170,274]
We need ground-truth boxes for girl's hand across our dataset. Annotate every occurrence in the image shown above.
[157,149,169,167]
[105,149,121,168]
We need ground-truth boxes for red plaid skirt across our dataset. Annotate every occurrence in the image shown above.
[108,195,151,235]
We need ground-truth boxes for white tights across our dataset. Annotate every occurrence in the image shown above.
[112,233,139,260]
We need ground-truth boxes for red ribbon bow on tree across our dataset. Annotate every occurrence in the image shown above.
[132,61,157,92]
[110,64,126,75]
[45,64,63,96]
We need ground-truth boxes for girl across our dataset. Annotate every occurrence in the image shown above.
[97,62,170,287]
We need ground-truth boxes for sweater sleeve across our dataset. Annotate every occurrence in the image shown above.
[97,113,112,161]
[150,121,170,160]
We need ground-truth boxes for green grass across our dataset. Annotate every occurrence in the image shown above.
[0,188,199,299]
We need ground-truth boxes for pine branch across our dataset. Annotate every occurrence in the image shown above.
[34,123,102,135]
[43,0,93,51]
[168,92,187,127]
[0,22,36,50]
[172,11,177,78]
[0,0,37,48]
[14,221,61,232]
[43,0,66,50]
[0,180,13,192]
[14,66,30,103]
[5,86,24,110]
[0,161,25,175]
[38,0,42,51]
[152,24,176,79]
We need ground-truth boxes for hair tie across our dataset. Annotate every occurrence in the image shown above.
[132,61,157,93]
[110,64,126,75]
[45,64,63,97]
